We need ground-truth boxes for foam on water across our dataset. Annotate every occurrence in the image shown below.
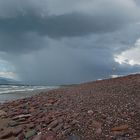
[0,85,59,102]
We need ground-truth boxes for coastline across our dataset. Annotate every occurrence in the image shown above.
[0,74,140,140]
[0,86,59,103]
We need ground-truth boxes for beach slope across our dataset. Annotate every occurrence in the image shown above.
[0,74,140,140]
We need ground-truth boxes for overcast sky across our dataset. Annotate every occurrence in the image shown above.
[0,0,140,85]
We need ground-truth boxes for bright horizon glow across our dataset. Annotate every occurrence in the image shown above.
[114,39,140,66]
[0,59,17,79]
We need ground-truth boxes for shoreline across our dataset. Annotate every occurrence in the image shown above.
[0,86,59,103]
[0,74,140,140]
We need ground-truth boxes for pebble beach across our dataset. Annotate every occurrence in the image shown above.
[0,74,140,140]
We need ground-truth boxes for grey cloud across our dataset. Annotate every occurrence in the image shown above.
[0,0,139,54]
[0,12,139,54]
[0,32,49,53]
[0,0,140,84]
[2,37,140,85]
[0,11,136,37]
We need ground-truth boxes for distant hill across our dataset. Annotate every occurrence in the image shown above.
[0,77,21,85]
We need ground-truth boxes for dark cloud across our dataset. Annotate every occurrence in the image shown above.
[2,36,140,85]
[0,0,139,54]
[0,0,140,84]
[0,11,136,37]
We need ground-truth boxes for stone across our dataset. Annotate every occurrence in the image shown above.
[25,129,37,139]
[28,123,35,129]
[0,130,12,139]
[52,123,63,132]
[29,107,35,113]
[0,110,7,117]
[0,128,4,132]
[45,103,53,107]
[95,128,102,134]
[87,110,94,115]
[13,114,32,120]
[112,125,129,131]
[66,134,81,140]
[12,128,23,136]
[32,134,42,140]
[48,120,58,130]
[43,131,56,140]
[62,128,72,135]
[113,135,130,140]
[31,133,57,140]
[71,120,79,125]
[8,121,19,127]
[16,118,26,122]
[17,133,25,140]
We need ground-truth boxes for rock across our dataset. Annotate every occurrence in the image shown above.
[87,110,94,115]
[32,133,57,140]
[13,114,32,120]
[95,127,102,134]
[112,125,129,131]
[32,134,42,140]
[0,130,12,139]
[0,110,7,117]
[48,120,58,130]
[29,107,35,113]
[12,128,23,136]
[62,128,72,135]
[52,123,63,132]
[43,131,57,140]
[92,120,102,128]
[113,135,130,140]
[0,128,4,132]
[71,120,79,126]
[48,98,57,104]
[8,121,19,127]
[66,134,81,140]
[28,123,35,129]
[25,129,37,139]
[17,133,25,140]
[45,103,53,107]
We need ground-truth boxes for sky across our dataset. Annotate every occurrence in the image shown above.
[0,0,140,85]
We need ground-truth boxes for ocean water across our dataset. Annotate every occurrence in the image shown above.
[0,85,58,103]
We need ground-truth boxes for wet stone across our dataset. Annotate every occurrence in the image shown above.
[32,134,42,140]
[66,134,81,140]
[52,123,63,133]
[48,120,59,130]
[0,110,7,117]
[25,129,37,139]
[12,128,23,136]
[17,133,25,140]
[0,130,12,139]
[112,125,129,131]
[8,121,19,127]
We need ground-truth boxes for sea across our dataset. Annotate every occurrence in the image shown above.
[0,85,59,103]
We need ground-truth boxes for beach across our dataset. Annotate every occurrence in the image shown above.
[0,74,140,140]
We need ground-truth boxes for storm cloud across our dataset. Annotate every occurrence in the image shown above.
[0,0,140,85]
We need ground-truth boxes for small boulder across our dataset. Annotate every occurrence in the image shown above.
[25,129,37,139]
[111,125,129,131]
[48,120,58,130]
[87,110,94,115]
[8,121,19,127]
[12,128,23,136]
[0,110,7,117]
[66,134,81,140]
[0,130,12,139]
